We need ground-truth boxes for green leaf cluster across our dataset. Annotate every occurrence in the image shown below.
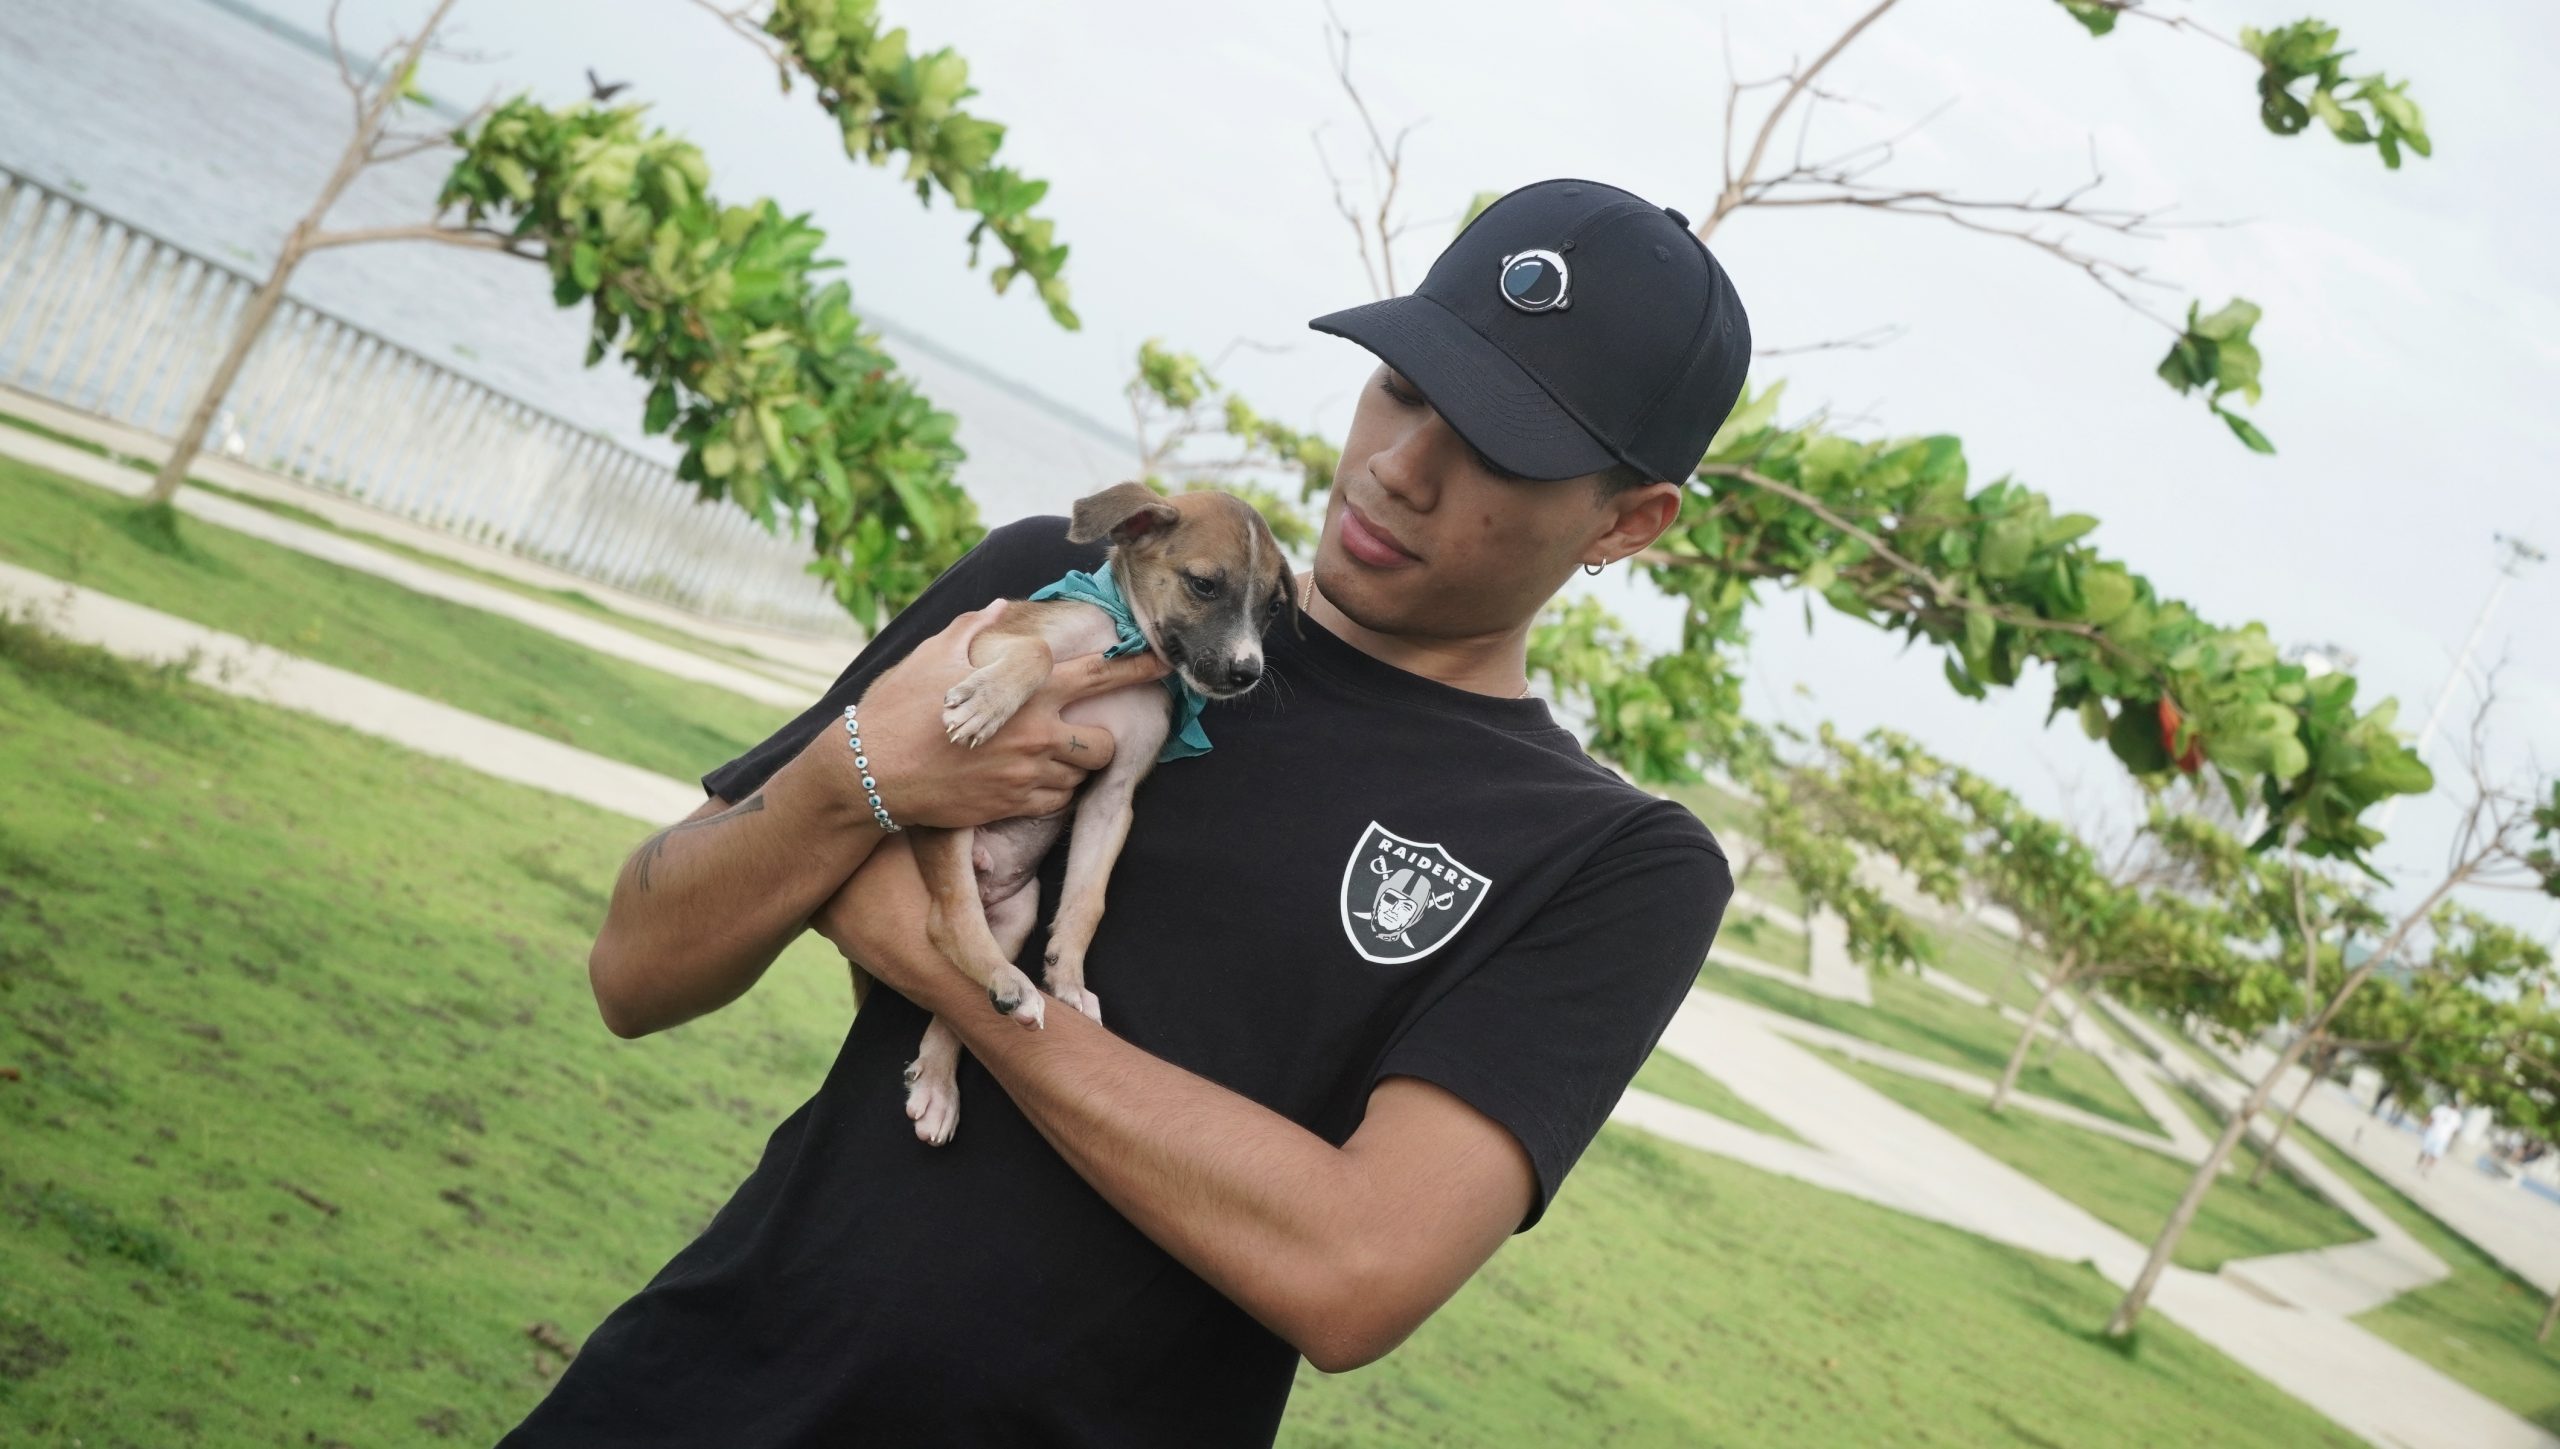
[2241,20,2433,168]
[2156,297,2275,454]
[439,97,979,627]
[2050,9,2431,171]
[1586,382,2433,872]
[762,0,1079,327]
[2051,0,2121,38]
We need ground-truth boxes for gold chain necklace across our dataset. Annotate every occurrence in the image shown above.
[1299,573,1533,700]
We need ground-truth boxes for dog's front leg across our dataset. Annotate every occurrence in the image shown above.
[1040,759,1150,1025]
[941,629,1054,748]
[914,826,1046,1029]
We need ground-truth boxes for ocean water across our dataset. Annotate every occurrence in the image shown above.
[0,0,1139,523]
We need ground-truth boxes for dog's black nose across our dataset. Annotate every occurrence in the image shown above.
[1225,659,1262,690]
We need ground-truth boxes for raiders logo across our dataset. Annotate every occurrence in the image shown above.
[1338,821,1494,965]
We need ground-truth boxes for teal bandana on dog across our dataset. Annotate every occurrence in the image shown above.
[1027,562,1213,762]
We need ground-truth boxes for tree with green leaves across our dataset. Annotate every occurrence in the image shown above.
[145,0,1071,626]
[2104,744,2559,1337]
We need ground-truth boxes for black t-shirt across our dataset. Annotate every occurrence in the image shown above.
[502,518,1732,1448]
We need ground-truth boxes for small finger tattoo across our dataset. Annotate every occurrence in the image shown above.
[1067,735,1088,754]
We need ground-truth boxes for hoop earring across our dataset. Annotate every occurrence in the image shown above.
[1582,561,1606,576]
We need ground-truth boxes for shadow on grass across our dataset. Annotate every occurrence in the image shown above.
[2022,1293,2145,1362]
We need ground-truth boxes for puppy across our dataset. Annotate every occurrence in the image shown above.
[891,482,1293,1144]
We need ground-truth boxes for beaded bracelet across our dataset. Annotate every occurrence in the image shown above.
[842,703,900,833]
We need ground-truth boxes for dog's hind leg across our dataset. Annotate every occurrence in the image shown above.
[902,1016,963,1145]
[902,882,1041,1146]
[915,826,1045,1029]
[1041,763,1147,1025]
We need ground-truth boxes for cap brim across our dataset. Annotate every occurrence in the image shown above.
[1309,295,1620,482]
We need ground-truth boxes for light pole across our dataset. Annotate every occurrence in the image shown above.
[2374,532,2546,836]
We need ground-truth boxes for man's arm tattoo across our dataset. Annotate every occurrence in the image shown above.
[632,792,766,893]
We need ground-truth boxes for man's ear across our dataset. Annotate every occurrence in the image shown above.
[1597,480,1683,563]
[1067,482,1180,545]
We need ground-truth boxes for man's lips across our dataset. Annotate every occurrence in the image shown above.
[1339,501,1420,567]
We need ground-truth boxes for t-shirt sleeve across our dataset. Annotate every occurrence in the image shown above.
[1371,802,1732,1230]
[700,516,1096,804]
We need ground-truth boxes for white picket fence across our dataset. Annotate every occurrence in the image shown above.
[0,166,853,636]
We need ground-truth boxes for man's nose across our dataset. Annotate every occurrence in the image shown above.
[1372,417,1455,512]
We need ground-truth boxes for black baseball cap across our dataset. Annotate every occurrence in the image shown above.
[1310,178,1752,483]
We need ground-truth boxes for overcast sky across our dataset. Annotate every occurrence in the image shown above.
[117,0,2560,934]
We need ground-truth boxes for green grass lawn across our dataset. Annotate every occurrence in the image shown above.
[1663,779,1759,842]
[1696,957,2160,1134]
[1824,1053,2371,1272]
[0,455,788,783]
[1730,857,1806,918]
[1283,1124,2358,1448]
[0,619,2371,1447]
[1630,1049,1804,1143]
[1720,911,1810,974]
[2272,1109,2560,1430]
[2159,1075,2234,1148]
[1925,924,2051,1014]
[2081,993,2150,1059]
[0,616,850,1444]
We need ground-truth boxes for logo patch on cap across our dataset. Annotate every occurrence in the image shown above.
[1498,250,1570,313]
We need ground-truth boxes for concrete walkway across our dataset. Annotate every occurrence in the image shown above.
[0,563,699,826]
[2217,1035,2560,1296]
[1630,992,2555,1449]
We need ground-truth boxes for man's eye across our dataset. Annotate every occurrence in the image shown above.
[1377,377,1421,407]
[1186,575,1220,600]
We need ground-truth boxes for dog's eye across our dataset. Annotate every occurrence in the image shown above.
[1186,574,1220,600]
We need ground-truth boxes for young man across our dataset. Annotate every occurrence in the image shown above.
[504,178,1751,1446]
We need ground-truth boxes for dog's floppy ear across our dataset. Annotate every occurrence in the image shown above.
[1276,564,1303,638]
[1067,482,1179,545]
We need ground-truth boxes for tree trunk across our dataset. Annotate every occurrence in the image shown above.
[2540,1285,2560,1344]
[2037,990,2086,1067]
[145,237,305,504]
[2248,1049,2324,1189]
[2107,962,2383,1337]
[1990,960,2071,1114]
[145,0,458,507]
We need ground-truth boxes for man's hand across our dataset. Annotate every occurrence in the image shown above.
[852,601,1170,830]
[587,604,1162,1040]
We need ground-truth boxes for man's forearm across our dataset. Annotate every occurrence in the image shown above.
[589,743,880,1037]
[856,880,1523,1373]
[909,963,1381,1363]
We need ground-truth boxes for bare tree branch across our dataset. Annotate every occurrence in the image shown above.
[304,223,538,258]
[1755,323,1908,358]
[1319,2,1423,300]
[1704,0,1908,239]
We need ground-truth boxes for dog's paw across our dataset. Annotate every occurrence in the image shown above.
[987,964,1047,1030]
[1054,986,1103,1026]
[904,1066,959,1147]
[1045,957,1103,1025]
[940,674,1014,749]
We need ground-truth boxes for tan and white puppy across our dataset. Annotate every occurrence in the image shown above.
[895,483,1293,1144]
